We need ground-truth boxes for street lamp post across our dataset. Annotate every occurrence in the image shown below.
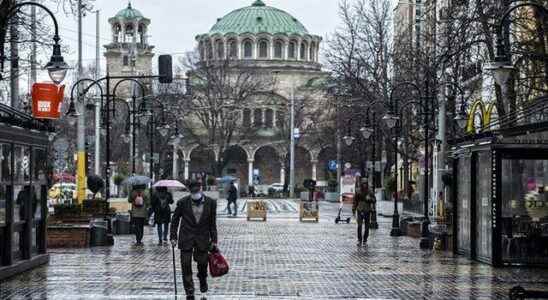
[1,2,70,83]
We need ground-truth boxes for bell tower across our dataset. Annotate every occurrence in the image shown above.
[104,2,155,97]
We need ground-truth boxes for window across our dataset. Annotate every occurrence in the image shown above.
[206,42,213,60]
[228,40,238,58]
[274,41,283,58]
[259,40,268,58]
[276,110,285,128]
[243,108,251,127]
[300,42,307,60]
[265,109,274,128]
[123,55,129,66]
[0,143,11,227]
[309,43,315,61]
[288,41,296,59]
[215,40,224,59]
[243,40,253,58]
[253,109,263,127]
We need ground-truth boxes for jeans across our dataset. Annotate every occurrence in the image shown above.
[157,222,169,241]
[181,248,208,295]
[356,211,370,243]
[227,199,238,216]
[133,217,145,243]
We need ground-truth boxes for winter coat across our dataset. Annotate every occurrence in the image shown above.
[170,195,218,251]
[151,191,174,224]
[227,185,238,202]
[352,191,376,214]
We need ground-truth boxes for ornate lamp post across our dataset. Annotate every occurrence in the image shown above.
[1,2,70,83]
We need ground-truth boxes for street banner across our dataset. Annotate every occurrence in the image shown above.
[31,83,65,119]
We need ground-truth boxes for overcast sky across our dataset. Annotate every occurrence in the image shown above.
[54,0,343,71]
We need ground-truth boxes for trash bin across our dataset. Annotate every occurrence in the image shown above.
[114,213,131,235]
[90,218,108,246]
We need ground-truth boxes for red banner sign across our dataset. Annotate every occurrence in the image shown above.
[31,83,65,119]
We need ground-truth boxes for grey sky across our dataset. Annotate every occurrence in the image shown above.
[55,0,343,71]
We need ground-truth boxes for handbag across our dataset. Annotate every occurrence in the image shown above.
[208,249,229,277]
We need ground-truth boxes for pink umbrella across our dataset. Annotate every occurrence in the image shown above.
[153,180,187,189]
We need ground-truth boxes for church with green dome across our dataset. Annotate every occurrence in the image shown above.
[178,0,332,191]
[195,0,322,67]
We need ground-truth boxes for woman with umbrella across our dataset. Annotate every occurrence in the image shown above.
[151,186,174,245]
[126,175,152,246]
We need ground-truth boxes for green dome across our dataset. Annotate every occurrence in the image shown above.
[209,0,309,36]
[115,2,144,20]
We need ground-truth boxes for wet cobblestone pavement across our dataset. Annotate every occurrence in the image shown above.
[1,200,548,299]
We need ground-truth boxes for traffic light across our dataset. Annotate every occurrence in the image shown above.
[158,55,173,84]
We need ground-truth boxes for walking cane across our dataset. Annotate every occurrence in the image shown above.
[171,244,178,296]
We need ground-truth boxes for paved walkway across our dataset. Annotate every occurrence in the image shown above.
[1,200,547,299]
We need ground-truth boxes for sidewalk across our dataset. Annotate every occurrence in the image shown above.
[1,199,547,299]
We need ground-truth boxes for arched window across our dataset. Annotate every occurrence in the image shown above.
[228,40,238,58]
[215,40,225,59]
[243,40,253,58]
[258,40,269,58]
[265,109,274,128]
[274,41,283,59]
[309,42,315,61]
[288,41,296,59]
[300,42,307,60]
[243,108,251,127]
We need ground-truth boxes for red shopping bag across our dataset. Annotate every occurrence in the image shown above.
[208,250,229,277]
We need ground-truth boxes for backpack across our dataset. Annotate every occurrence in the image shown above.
[159,195,169,210]
[134,193,144,207]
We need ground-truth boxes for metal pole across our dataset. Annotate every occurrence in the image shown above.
[131,95,136,174]
[30,2,36,85]
[289,85,295,198]
[105,75,111,200]
[390,99,402,237]
[150,114,154,180]
[94,10,101,175]
[420,81,431,249]
[336,102,342,195]
[76,0,87,203]
[10,10,18,108]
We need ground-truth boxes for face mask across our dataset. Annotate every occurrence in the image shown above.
[191,192,203,201]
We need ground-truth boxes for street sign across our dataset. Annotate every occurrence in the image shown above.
[328,160,337,171]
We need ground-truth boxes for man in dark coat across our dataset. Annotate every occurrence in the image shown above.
[226,181,238,217]
[352,180,376,247]
[170,180,218,299]
[151,186,173,245]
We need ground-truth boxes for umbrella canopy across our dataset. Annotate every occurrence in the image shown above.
[123,175,152,186]
[153,180,186,189]
[219,175,237,183]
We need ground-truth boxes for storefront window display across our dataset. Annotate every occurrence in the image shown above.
[0,143,11,227]
[501,159,548,265]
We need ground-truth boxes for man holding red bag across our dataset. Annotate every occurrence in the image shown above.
[170,180,218,300]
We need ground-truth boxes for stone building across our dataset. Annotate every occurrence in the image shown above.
[104,2,154,98]
[174,0,335,190]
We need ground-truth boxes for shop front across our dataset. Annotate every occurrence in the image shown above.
[453,125,548,266]
[0,104,52,280]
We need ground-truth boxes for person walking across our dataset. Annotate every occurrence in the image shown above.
[226,181,238,217]
[151,186,174,245]
[128,184,149,246]
[352,180,376,247]
[170,180,218,299]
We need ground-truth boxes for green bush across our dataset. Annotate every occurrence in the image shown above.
[53,204,82,217]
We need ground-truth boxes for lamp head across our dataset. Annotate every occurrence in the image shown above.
[383,112,399,129]
[360,126,374,139]
[158,124,170,137]
[45,41,70,84]
[455,111,468,130]
[343,135,355,146]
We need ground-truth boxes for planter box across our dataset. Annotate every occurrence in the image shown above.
[300,201,319,222]
[47,224,91,248]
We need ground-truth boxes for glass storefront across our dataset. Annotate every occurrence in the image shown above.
[501,159,548,265]
[0,144,11,227]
